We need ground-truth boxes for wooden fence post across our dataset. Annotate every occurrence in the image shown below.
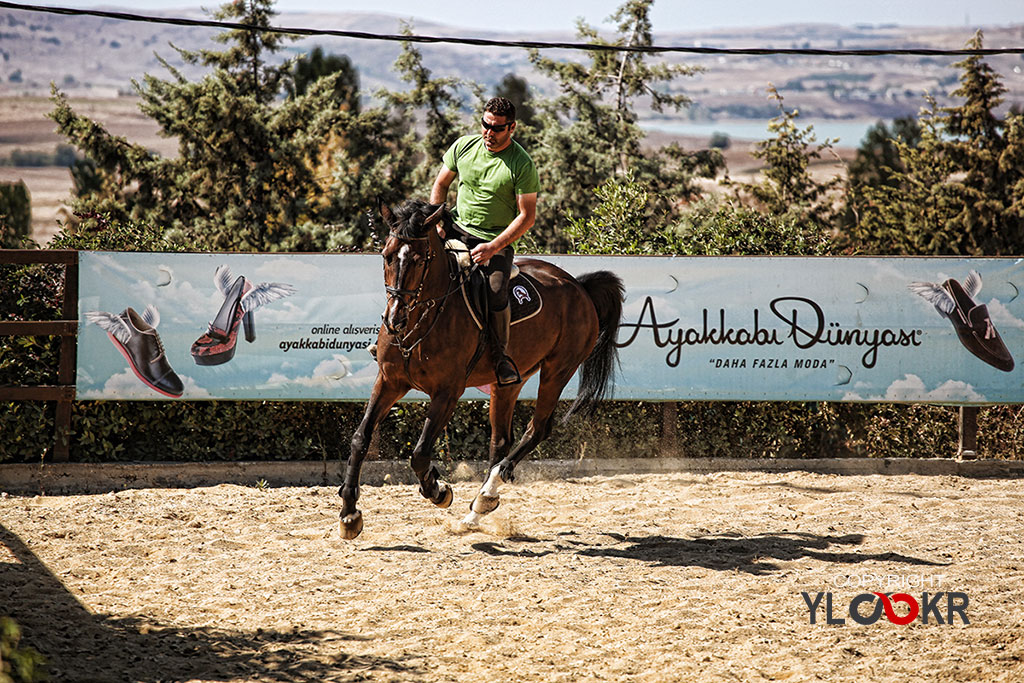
[958,406,978,459]
[54,257,78,462]
[660,402,678,457]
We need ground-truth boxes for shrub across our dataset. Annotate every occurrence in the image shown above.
[0,182,32,248]
[668,197,834,256]
[0,617,47,683]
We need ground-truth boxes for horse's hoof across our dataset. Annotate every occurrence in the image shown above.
[498,462,516,483]
[433,482,453,509]
[340,511,363,539]
[471,494,500,515]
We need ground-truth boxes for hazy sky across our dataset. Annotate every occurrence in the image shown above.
[32,1,1024,33]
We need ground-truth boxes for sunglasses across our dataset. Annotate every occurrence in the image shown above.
[480,119,513,133]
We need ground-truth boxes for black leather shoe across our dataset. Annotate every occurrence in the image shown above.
[496,356,521,386]
[87,306,184,397]
[942,278,1014,372]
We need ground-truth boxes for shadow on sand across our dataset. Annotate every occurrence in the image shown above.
[0,523,417,682]
[563,530,948,575]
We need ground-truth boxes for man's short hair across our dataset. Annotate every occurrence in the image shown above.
[484,97,516,122]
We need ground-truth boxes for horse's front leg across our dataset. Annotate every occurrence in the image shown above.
[341,378,406,539]
[410,391,460,509]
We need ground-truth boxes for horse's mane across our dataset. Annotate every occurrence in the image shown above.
[391,199,452,240]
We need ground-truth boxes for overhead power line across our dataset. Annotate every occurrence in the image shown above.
[2,1,1023,57]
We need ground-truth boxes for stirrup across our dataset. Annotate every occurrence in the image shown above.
[496,356,521,386]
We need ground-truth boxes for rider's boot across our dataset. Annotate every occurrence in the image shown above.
[491,307,520,386]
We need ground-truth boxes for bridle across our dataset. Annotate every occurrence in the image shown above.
[383,232,433,324]
[382,229,472,360]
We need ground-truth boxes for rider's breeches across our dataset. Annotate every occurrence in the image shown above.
[463,234,513,312]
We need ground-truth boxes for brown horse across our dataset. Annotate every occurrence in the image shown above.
[339,199,624,539]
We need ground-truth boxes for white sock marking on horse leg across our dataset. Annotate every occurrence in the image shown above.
[462,465,504,527]
[481,465,503,497]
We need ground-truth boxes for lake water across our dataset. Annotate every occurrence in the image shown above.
[640,119,887,148]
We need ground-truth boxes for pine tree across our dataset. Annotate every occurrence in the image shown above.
[528,0,720,248]
[381,26,479,194]
[847,117,921,191]
[0,181,32,248]
[846,32,1024,255]
[49,0,404,252]
[726,86,843,230]
[939,31,1022,253]
[186,0,292,104]
[494,74,538,131]
[288,46,360,114]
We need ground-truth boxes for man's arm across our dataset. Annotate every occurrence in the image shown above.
[470,192,537,265]
[430,166,457,205]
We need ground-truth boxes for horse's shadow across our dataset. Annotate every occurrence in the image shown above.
[563,531,949,575]
[0,523,417,682]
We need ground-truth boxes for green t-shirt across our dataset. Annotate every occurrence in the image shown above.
[442,134,540,241]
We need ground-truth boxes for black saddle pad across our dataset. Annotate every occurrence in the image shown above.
[462,267,543,329]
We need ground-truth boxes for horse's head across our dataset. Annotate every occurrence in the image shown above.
[379,199,449,333]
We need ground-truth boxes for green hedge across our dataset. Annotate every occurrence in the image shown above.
[3,395,1015,463]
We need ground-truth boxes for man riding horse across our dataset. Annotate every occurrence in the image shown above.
[338,99,623,540]
[430,96,539,386]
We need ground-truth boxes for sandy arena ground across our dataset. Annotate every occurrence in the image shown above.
[2,469,1024,682]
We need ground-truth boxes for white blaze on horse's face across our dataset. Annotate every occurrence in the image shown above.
[383,236,427,332]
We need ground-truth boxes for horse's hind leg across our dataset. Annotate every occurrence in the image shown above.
[501,363,582,480]
[463,367,575,526]
[341,379,406,540]
[464,383,521,525]
[410,392,460,509]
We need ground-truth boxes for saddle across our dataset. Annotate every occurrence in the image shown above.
[445,239,543,329]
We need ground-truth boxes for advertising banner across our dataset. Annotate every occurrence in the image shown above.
[77,252,1024,404]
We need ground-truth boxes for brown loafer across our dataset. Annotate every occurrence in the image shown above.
[942,277,1014,372]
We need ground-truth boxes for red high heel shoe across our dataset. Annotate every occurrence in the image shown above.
[191,275,253,365]
[191,265,295,366]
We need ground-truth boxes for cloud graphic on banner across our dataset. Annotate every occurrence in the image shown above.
[84,257,210,324]
[314,354,352,381]
[167,263,303,326]
[262,354,376,389]
[79,370,210,399]
[843,374,985,403]
[99,254,190,297]
[987,298,1024,330]
[251,257,331,284]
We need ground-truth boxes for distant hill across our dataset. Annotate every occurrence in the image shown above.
[1,6,1022,121]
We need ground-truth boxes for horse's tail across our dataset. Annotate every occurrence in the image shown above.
[563,271,625,423]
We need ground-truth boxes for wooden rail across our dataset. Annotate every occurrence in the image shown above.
[0,249,78,462]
